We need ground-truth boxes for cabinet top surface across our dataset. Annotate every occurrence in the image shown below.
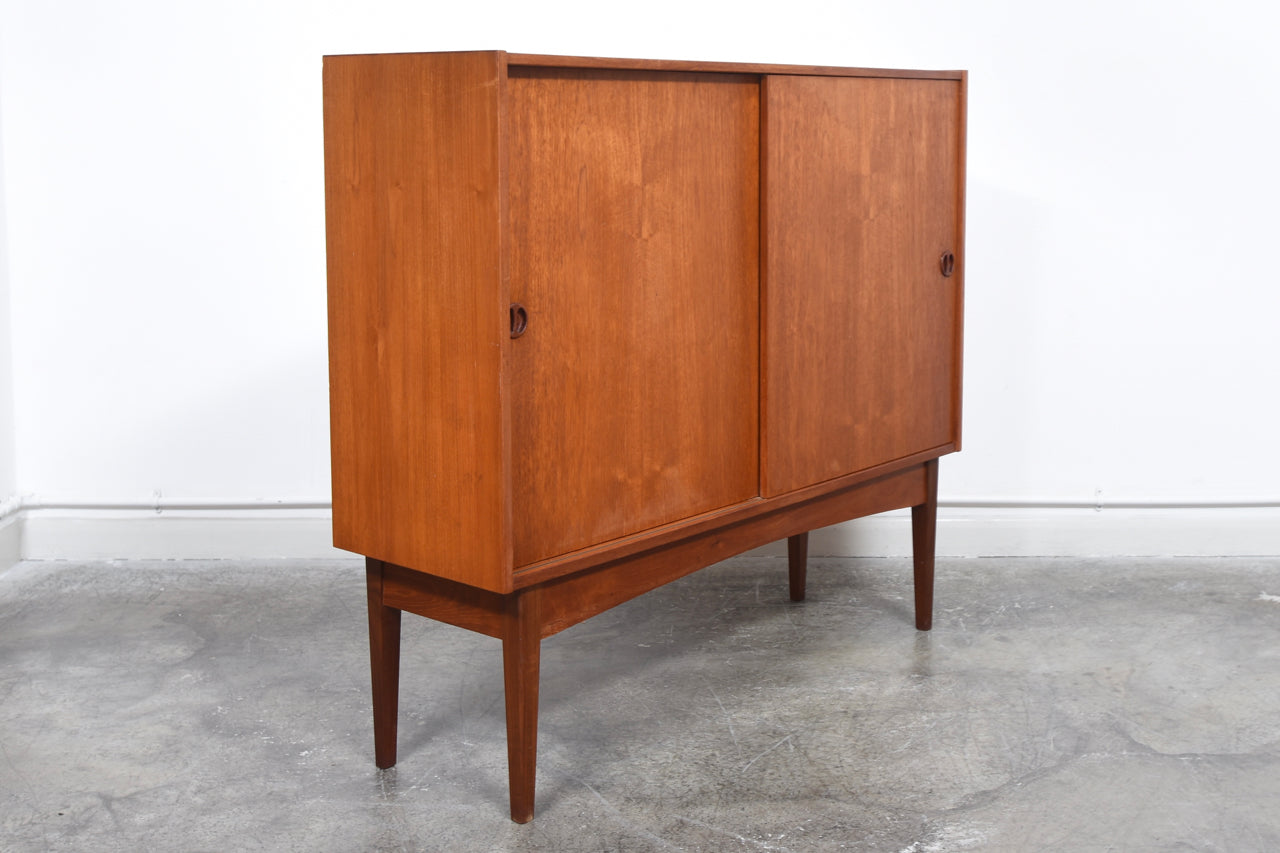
[322,50,965,80]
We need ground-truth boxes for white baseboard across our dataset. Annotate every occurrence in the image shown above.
[4,504,1278,566]
[18,507,354,562]
[749,505,1280,558]
[0,513,22,572]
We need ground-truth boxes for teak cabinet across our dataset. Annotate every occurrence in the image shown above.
[323,50,966,823]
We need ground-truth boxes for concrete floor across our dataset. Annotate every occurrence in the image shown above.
[1,555,1278,852]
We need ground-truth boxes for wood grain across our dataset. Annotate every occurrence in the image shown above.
[762,75,963,496]
[507,68,760,565]
[324,52,511,591]
[911,458,939,630]
[380,561,507,638]
[331,56,967,825]
[534,463,928,637]
[952,73,969,450]
[502,589,542,823]
[512,444,951,588]
[365,559,402,768]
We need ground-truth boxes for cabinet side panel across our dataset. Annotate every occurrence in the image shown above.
[952,72,968,451]
[762,76,963,496]
[324,52,509,591]
[507,69,760,566]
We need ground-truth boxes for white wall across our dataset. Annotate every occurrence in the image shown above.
[1,0,1277,560]
[0,70,19,565]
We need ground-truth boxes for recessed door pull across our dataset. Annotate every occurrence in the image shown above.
[510,303,528,338]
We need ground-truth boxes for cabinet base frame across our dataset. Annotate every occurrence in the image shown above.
[364,457,939,822]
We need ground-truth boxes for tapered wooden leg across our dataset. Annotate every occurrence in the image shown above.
[502,589,542,823]
[787,532,809,601]
[911,459,939,631]
[366,558,402,768]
